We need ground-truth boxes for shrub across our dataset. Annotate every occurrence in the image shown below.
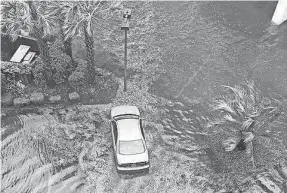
[49,38,73,85]
[32,58,47,87]
[32,38,73,86]
[1,61,33,74]
[68,59,88,87]
[1,75,26,97]
[207,82,283,169]
[1,61,32,95]
[1,73,7,93]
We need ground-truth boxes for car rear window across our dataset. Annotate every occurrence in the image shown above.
[119,139,145,155]
[114,114,139,120]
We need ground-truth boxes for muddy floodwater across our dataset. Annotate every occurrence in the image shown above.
[1,2,287,193]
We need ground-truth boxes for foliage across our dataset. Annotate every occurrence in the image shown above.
[1,73,7,93]
[208,81,283,153]
[60,1,112,40]
[59,1,121,83]
[1,71,27,97]
[32,58,47,87]
[32,38,73,86]
[2,79,26,97]
[1,61,34,74]
[68,59,88,87]
[1,1,60,86]
[1,62,34,96]
[1,1,58,40]
[49,38,73,85]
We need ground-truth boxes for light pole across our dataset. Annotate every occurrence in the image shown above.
[121,9,131,92]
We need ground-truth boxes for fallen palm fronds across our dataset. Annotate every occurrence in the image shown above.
[207,81,283,172]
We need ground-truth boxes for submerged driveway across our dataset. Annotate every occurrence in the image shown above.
[153,1,287,103]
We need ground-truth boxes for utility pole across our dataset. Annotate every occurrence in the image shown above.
[121,9,131,91]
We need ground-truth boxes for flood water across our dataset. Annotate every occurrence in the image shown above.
[1,1,287,193]
[153,1,287,145]
[153,1,287,101]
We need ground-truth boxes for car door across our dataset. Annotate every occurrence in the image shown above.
[110,120,118,156]
[140,118,145,139]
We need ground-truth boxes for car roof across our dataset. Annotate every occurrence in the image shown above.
[116,118,142,141]
[111,105,140,118]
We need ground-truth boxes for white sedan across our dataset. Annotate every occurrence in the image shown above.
[110,105,149,172]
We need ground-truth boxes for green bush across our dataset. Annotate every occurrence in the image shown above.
[49,38,73,85]
[32,58,47,87]
[68,59,88,87]
[1,61,33,74]
[32,38,73,86]
[1,73,7,93]
[1,73,26,97]
[1,61,33,95]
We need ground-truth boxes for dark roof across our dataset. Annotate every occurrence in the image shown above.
[1,34,39,62]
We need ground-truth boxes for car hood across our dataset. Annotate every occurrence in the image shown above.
[111,105,140,118]
[117,151,149,165]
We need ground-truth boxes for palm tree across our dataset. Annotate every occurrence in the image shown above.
[207,81,282,166]
[47,1,74,61]
[60,1,119,83]
[1,1,58,87]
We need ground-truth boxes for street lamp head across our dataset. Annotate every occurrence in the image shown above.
[121,20,130,30]
[123,8,131,19]
[121,8,131,30]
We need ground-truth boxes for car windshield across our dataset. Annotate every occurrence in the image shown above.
[119,139,145,155]
[114,114,139,120]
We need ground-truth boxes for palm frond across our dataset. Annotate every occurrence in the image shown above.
[235,100,246,114]
[223,85,245,100]
[206,118,225,128]
[62,2,87,40]
[38,14,57,36]
[1,1,32,38]
[213,99,237,115]
[209,82,283,153]
[242,117,254,130]
[64,17,85,40]
[223,114,237,123]
[222,136,241,151]
[242,132,254,143]
[86,15,92,36]
[60,0,110,40]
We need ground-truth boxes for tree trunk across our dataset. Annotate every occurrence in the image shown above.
[246,140,255,168]
[83,23,96,84]
[59,23,76,75]
[28,1,55,88]
[59,20,74,61]
[64,38,73,61]
[34,31,55,88]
